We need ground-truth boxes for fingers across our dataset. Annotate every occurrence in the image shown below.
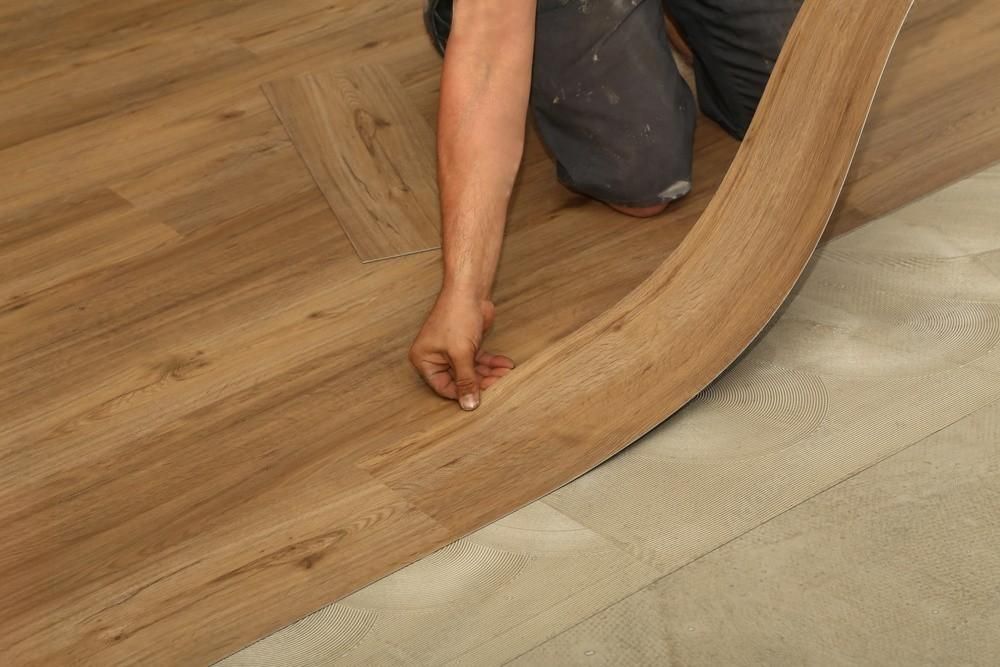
[410,343,456,398]
[477,360,511,395]
[475,364,511,378]
[425,364,508,398]
[481,375,504,390]
[424,366,458,400]
[411,346,514,407]
[476,350,515,370]
[449,347,481,411]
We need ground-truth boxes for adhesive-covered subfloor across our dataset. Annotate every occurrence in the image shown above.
[219,164,1000,666]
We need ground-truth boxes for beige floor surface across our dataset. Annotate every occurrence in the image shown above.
[217,165,1000,666]
[513,399,1000,666]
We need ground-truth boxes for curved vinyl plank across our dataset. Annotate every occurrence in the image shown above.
[360,0,913,534]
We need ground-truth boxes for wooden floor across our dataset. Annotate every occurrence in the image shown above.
[263,65,441,262]
[1,1,999,664]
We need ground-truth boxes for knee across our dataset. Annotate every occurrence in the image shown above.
[606,174,692,215]
[561,151,693,215]
[574,171,691,217]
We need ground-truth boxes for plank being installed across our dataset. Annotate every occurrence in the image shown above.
[264,64,440,262]
[359,0,915,529]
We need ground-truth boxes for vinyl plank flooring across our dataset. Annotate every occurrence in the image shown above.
[223,0,401,54]
[0,87,277,213]
[0,188,346,436]
[0,34,255,150]
[110,106,313,235]
[3,465,452,666]
[0,0,252,83]
[0,19,427,212]
[264,65,440,262]
[0,189,179,306]
[2,1,1000,665]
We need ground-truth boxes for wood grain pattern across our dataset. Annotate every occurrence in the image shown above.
[358,0,914,530]
[0,0,997,664]
[220,164,1000,665]
[264,65,440,262]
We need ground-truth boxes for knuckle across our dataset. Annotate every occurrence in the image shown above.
[451,339,478,357]
[454,377,478,391]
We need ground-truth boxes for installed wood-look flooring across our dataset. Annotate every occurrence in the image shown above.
[264,65,440,262]
[1,1,999,665]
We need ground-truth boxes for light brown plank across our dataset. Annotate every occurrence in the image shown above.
[0,189,178,306]
[0,34,254,151]
[110,98,315,236]
[263,64,440,262]
[359,0,913,536]
[3,464,451,666]
[828,0,1000,237]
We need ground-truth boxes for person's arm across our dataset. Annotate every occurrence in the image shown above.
[410,0,537,410]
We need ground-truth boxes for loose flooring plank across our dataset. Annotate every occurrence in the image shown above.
[359,0,913,540]
[263,64,440,262]
[828,0,1000,237]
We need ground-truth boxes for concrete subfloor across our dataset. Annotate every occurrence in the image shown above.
[513,400,1000,665]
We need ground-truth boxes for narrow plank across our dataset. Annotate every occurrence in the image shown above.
[0,34,255,150]
[220,0,401,54]
[263,64,440,262]
[0,0,252,83]
[111,105,314,235]
[0,189,178,306]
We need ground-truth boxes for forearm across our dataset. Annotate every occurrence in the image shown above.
[436,1,536,299]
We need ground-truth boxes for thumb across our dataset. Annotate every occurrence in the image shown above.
[451,348,481,411]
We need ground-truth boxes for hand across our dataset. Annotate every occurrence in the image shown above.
[409,289,515,410]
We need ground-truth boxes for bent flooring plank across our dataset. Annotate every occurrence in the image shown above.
[263,64,440,262]
[359,0,914,542]
[828,0,1000,237]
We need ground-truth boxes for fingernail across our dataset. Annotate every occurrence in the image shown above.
[460,394,479,411]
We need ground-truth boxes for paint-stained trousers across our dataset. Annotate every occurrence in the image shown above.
[424,0,801,207]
